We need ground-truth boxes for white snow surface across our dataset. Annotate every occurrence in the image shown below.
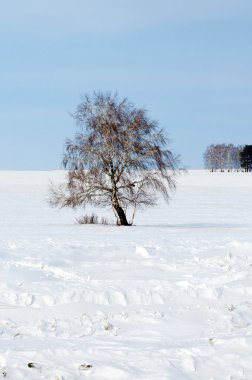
[0,170,252,379]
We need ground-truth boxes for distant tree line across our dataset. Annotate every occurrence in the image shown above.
[204,144,252,172]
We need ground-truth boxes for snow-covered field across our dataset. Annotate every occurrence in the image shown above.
[0,170,252,379]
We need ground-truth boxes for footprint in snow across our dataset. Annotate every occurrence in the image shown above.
[28,362,41,369]
[79,364,93,371]
[53,374,65,380]
[28,364,65,379]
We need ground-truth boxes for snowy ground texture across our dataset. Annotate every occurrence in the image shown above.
[0,170,252,380]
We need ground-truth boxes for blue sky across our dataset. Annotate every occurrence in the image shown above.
[0,0,251,169]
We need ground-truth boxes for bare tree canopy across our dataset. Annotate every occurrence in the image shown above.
[204,144,242,172]
[49,92,180,225]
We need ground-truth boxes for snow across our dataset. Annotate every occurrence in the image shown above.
[0,170,252,379]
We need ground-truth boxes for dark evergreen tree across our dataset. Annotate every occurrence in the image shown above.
[240,145,252,172]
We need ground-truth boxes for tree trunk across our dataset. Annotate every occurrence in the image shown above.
[110,165,130,226]
[113,203,129,226]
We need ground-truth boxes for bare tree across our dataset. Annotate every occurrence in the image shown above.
[204,144,217,171]
[227,144,242,171]
[49,92,180,226]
